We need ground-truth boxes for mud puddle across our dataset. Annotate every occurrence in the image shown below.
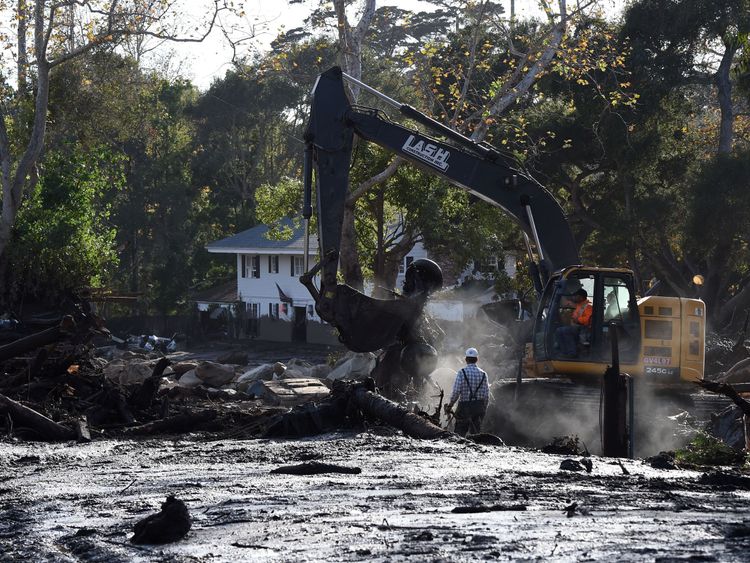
[1,433,749,561]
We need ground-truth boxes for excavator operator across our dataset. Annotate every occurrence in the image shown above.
[556,289,593,358]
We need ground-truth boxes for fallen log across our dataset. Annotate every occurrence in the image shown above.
[263,379,452,440]
[121,409,217,436]
[351,385,451,440]
[0,315,75,363]
[0,393,75,441]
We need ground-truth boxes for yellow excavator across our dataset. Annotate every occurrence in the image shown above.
[298,67,707,442]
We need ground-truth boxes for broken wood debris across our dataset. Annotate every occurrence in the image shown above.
[0,393,75,441]
[263,379,451,440]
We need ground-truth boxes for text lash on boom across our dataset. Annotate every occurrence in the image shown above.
[402,135,451,171]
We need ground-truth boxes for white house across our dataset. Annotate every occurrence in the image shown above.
[205,219,340,344]
[204,219,517,343]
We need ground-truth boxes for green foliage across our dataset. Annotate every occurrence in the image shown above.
[7,144,120,301]
[674,431,746,466]
[6,0,750,324]
[255,178,304,240]
[686,152,750,257]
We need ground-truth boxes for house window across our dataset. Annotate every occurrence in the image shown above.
[268,255,279,274]
[268,303,279,319]
[241,255,247,278]
[307,304,315,318]
[480,256,499,272]
[292,256,305,276]
[251,255,260,278]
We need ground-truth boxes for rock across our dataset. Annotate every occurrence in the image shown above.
[102,360,126,382]
[131,496,191,545]
[281,368,307,379]
[171,361,198,376]
[178,369,202,388]
[235,364,277,392]
[194,361,235,387]
[102,360,155,385]
[286,358,313,377]
[707,405,746,450]
[647,451,677,470]
[559,459,584,472]
[309,364,332,379]
[122,351,148,360]
[327,352,376,381]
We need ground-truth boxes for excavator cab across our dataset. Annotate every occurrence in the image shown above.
[530,267,641,377]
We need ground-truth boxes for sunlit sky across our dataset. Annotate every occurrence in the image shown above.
[169,0,624,90]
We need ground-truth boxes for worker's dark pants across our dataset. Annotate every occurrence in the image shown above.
[454,400,487,436]
[556,325,581,357]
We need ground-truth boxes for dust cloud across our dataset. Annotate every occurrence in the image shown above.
[415,309,700,456]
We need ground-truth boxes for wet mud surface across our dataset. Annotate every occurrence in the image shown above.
[2,433,750,561]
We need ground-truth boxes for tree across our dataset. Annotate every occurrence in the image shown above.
[623,0,750,154]
[617,0,750,323]
[4,143,120,305]
[0,0,227,261]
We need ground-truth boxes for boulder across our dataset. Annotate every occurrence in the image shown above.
[178,369,202,388]
[235,364,277,393]
[309,364,332,379]
[327,352,376,382]
[273,362,287,377]
[171,361,198,376]
[281,368,307,379]
[102,360,126,383]
[286,358,314,377]
[194,361,235,387]
[103,360,155,385]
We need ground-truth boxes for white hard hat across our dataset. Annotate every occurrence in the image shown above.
[465,347,478,358]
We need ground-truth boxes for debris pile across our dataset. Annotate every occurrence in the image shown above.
[0,308,452,443]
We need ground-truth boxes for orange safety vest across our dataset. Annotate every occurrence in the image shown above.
[573,299,593,327]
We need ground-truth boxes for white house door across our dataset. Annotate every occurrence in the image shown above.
[292,306,307,342]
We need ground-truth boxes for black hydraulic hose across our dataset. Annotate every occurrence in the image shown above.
[399,105,500,160]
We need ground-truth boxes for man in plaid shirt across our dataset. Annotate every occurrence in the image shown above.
[444,347,489,436]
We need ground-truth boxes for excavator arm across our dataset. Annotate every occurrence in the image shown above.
[300,66,580,353]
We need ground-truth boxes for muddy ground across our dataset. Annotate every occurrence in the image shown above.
[2,432,750,562]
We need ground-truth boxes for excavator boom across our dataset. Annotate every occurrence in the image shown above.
[301,67,579,352]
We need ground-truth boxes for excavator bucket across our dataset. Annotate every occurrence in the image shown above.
[319,284,425,353]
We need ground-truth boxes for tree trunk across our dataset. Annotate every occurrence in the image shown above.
[715,42,736,154]
[17,0,28,92]
[718,282,750,331]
